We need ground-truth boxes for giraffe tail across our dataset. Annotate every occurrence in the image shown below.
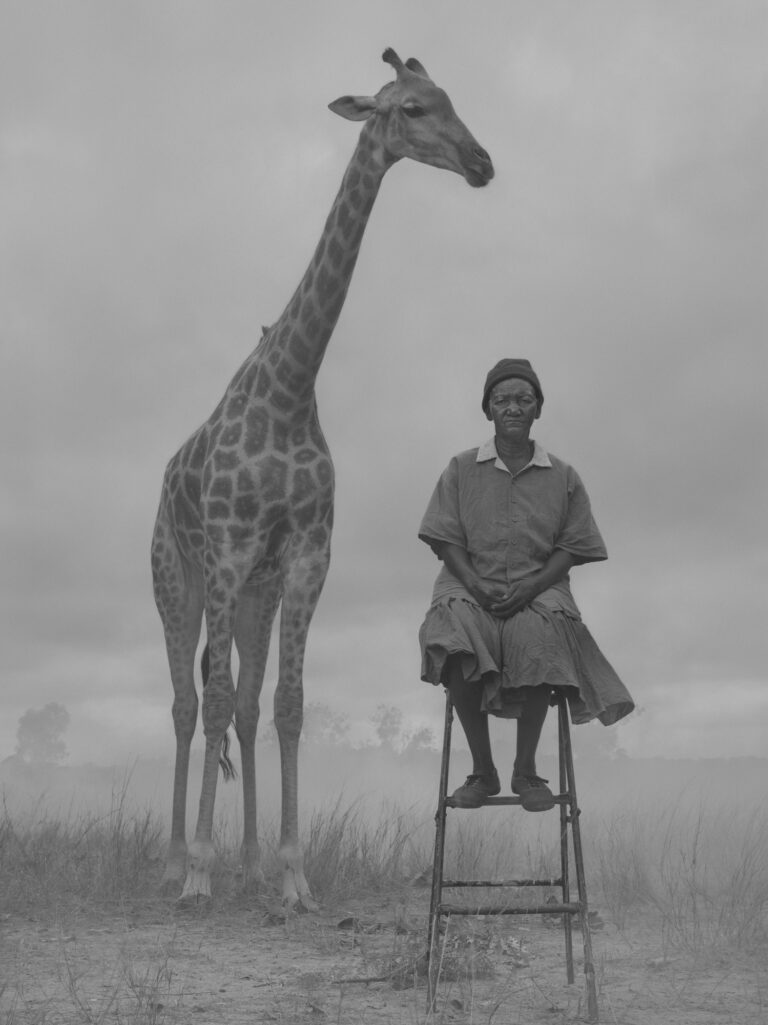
[200,644,238,782]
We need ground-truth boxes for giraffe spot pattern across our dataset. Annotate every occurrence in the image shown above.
[234,493,260,520]
[309,525,329,548]
[275,361,307,395]
[210,476,233,500]
[316,266,332,303]
[271,389,294,414]
[190,431,208,468]
[260,456,288,502]
[225,394,247,419]
[213,450,239,472]
[294,500,318,529]
[328,237,344,270]
[220,422,243,447]
[208,421,223,448]
[337,203,353,238]
[220,566,237,589]
[303,311,323,340]
[227,523,254,548]
[272,421,290,454]
[299,299,316,330]
[291,468,314,504]
[237,468,254,490]
[254,367,271,398]
[316,458,333,487]
[207,500,231,521]
[244,407,269,455]
[183,468,203,511]
[294,448,316,465]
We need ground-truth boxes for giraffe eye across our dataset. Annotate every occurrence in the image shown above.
[402,102,426,118]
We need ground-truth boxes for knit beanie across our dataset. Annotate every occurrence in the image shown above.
[481,359,544,416]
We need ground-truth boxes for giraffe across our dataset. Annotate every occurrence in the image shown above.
[151,48,494,907]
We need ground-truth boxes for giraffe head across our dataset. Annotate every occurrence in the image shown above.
[328,48,494,188]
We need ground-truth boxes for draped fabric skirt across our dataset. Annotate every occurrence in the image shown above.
[419,597,634,726]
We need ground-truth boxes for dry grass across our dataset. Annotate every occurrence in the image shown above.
[1,782,767,1024]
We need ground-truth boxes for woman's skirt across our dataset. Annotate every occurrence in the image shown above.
[419,597,634,726]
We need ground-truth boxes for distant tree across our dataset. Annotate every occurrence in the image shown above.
[301,702,351,746]
[15,702,70,764]
[371,704,404,749]
[402,726,437,755]
[260,702,351,747]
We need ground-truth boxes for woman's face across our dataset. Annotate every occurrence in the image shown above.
[487,378,540,441]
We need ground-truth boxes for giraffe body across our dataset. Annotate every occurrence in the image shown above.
[151,49,493,904]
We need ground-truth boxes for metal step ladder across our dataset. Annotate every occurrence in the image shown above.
[426,689,599,1021]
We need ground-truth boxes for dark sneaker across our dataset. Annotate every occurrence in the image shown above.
[450,770,501,809]
[511,774,555,812]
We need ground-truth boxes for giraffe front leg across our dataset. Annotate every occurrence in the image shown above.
[178,735,226,903]
[160,729,193,895]
[179,608,237,903]
[274,555,328,912]
[275,713,317,912]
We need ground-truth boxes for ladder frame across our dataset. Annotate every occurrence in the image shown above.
[426,689,599,1021]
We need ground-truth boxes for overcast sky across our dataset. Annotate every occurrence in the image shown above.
[2,1,766,766]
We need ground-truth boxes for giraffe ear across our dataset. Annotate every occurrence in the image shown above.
[328,95,379,121]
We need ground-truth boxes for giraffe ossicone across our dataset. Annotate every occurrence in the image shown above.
[151,48,493,907]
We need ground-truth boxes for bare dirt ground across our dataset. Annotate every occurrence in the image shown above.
[2,888,765,1025]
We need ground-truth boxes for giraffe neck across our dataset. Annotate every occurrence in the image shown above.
[256,125,393,412]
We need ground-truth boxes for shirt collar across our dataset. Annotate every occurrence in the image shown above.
[477,437,552,471]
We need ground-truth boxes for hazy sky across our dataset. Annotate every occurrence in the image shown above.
[2,1,766,766]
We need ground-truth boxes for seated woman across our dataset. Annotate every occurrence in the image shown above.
[418,359,634,810]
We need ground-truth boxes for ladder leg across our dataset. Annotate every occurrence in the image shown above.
[557,693,575,983]
[560,694,599,1023]
[427,690,454,1012]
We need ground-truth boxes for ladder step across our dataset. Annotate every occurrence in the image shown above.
[437,902,581,917]
[442,878,563,888]
[445,795,570,808]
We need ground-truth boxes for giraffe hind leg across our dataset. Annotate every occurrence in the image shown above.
[234,579,282,893]
[201,643,237,781]
[152,521,205,896]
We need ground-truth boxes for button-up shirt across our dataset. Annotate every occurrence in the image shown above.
[418,438,608,617]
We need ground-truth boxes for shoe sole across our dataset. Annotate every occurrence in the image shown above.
[450,786,501,809]
[512,781,556,812]
[451,797,487,809]
[519,795,556,812]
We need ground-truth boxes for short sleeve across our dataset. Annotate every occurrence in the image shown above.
[554,470,608,564]
[418,458,467,555]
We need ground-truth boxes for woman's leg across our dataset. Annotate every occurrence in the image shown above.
[445,657,495,776]
[513,684,551,778]
[511,685,555,811]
